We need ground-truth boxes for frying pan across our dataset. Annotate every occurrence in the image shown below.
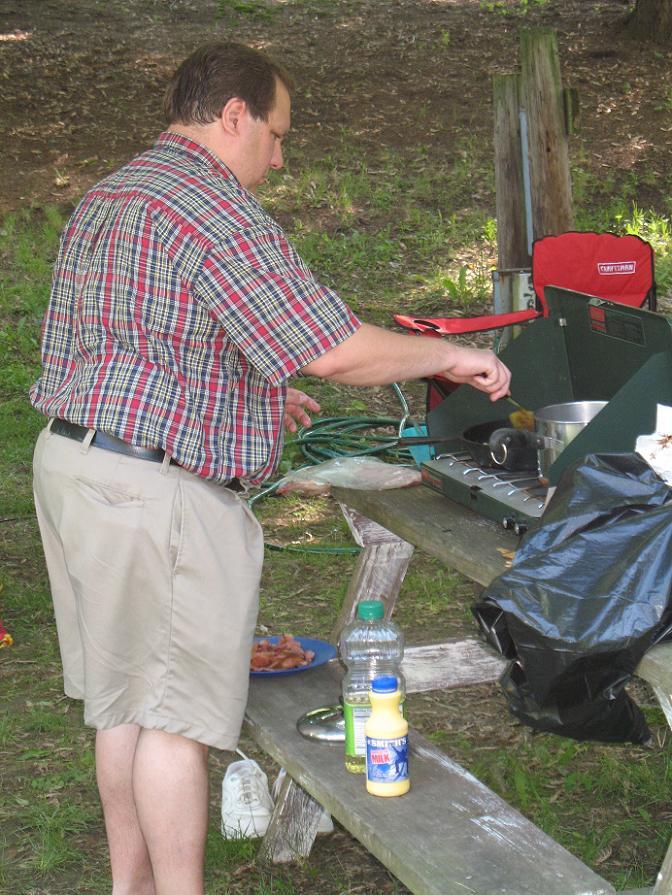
[398,420,537,471]
[461,419,537,471]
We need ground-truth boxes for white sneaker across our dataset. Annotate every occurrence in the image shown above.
[272,768,334,835]
[220,750,274,839]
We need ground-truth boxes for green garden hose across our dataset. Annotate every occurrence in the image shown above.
[249,383,417,555]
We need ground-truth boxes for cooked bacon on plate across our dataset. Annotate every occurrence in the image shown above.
[250,634,316,671]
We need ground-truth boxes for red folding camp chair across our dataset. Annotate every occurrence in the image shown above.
[394,231,656,411]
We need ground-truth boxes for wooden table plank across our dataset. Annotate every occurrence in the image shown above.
[333,485,516,587]
[245,661,615,895]
[403,640,505,691]
[636,642,672,695]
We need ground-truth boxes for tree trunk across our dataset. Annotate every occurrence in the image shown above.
[628,0,672,42]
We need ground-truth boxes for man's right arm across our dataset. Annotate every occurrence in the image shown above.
[301,323,511,402]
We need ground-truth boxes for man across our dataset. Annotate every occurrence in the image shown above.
[30,42,510,895]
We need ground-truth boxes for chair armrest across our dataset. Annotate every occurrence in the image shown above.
[394,308,539,336]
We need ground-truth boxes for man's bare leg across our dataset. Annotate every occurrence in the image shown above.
[133,728,209,895]
[96,724,156,895]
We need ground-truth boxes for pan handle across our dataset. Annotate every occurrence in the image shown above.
[488,427,544,466]
[397,434,454,447]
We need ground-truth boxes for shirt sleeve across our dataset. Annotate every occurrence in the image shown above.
[194,224,361,385]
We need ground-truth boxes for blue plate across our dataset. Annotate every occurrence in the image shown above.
[250,636,337,677]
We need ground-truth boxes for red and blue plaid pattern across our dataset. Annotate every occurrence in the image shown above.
[30,133,360,484]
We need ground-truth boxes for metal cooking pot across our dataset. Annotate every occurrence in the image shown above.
[489,400,608,478]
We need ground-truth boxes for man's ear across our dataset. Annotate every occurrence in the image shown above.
[220,97,247,137]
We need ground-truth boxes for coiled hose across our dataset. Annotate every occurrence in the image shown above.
[249,383,417,554]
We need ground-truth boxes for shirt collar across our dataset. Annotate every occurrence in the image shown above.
[154,131,240,184]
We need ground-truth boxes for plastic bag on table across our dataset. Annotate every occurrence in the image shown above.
[473,453,672,744]
[276,457,421,496]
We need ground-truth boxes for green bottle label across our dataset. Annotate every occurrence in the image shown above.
[344,701,371,757]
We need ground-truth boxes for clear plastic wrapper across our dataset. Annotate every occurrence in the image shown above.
[276,457,421,496]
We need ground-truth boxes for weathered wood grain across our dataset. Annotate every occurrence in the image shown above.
[636,643,672,699]
[520,27,574,238]
[331,535,415,642]
[258,770,323,863]
[403,640,505,692]
[493,72,529,273]
[332,485,516,587]
[245,662,615,895]
[339,504,409,548]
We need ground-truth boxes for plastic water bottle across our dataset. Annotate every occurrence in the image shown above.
[365,675,409,796]
[339,599,405,774]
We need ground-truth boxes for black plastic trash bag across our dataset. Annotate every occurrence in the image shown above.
[473,453,672,744]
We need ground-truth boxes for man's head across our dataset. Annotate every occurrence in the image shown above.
[163,41,293,127]
[164,42,293,192]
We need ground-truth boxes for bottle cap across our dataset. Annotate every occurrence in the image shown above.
[371,675,397,693]
[357,600,385,620]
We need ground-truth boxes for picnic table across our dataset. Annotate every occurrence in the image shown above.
[244,482,672,895]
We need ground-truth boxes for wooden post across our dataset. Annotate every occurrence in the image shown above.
[492,28,575,314]
[520,28,573,239]
[493,73,529,273]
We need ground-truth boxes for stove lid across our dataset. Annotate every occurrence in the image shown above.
[546,286,672,400]
[427,287,672,485]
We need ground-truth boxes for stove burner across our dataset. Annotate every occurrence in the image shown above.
[422,450,547,532]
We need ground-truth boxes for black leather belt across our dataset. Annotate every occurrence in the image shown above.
[50,418,243,492]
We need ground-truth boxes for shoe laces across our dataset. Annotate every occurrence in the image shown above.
[229,750,269,808]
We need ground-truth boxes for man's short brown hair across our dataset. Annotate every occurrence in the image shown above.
[163,41,293,126]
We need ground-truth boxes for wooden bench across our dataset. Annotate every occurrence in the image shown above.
[243,483,672,895]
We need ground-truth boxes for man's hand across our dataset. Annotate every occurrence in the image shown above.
[284,387,321,433]
[442,346,512,402]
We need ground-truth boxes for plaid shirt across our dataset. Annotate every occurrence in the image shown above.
[30,133,360,484]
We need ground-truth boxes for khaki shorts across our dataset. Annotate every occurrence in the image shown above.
[32,426,264,750]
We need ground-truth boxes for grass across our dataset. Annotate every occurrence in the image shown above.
[216,0,277,22]
[2,102,672,895]
[479,0,550,15]
[470,732,672,890]
[263,134,497,324]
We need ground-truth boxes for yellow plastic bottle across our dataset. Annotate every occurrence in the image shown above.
[364,675,409,797]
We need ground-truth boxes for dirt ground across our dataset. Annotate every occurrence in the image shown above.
[1,0,671,218]
[2,0,672,892]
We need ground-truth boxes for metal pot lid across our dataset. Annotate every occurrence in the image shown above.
[296,704,345,742]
